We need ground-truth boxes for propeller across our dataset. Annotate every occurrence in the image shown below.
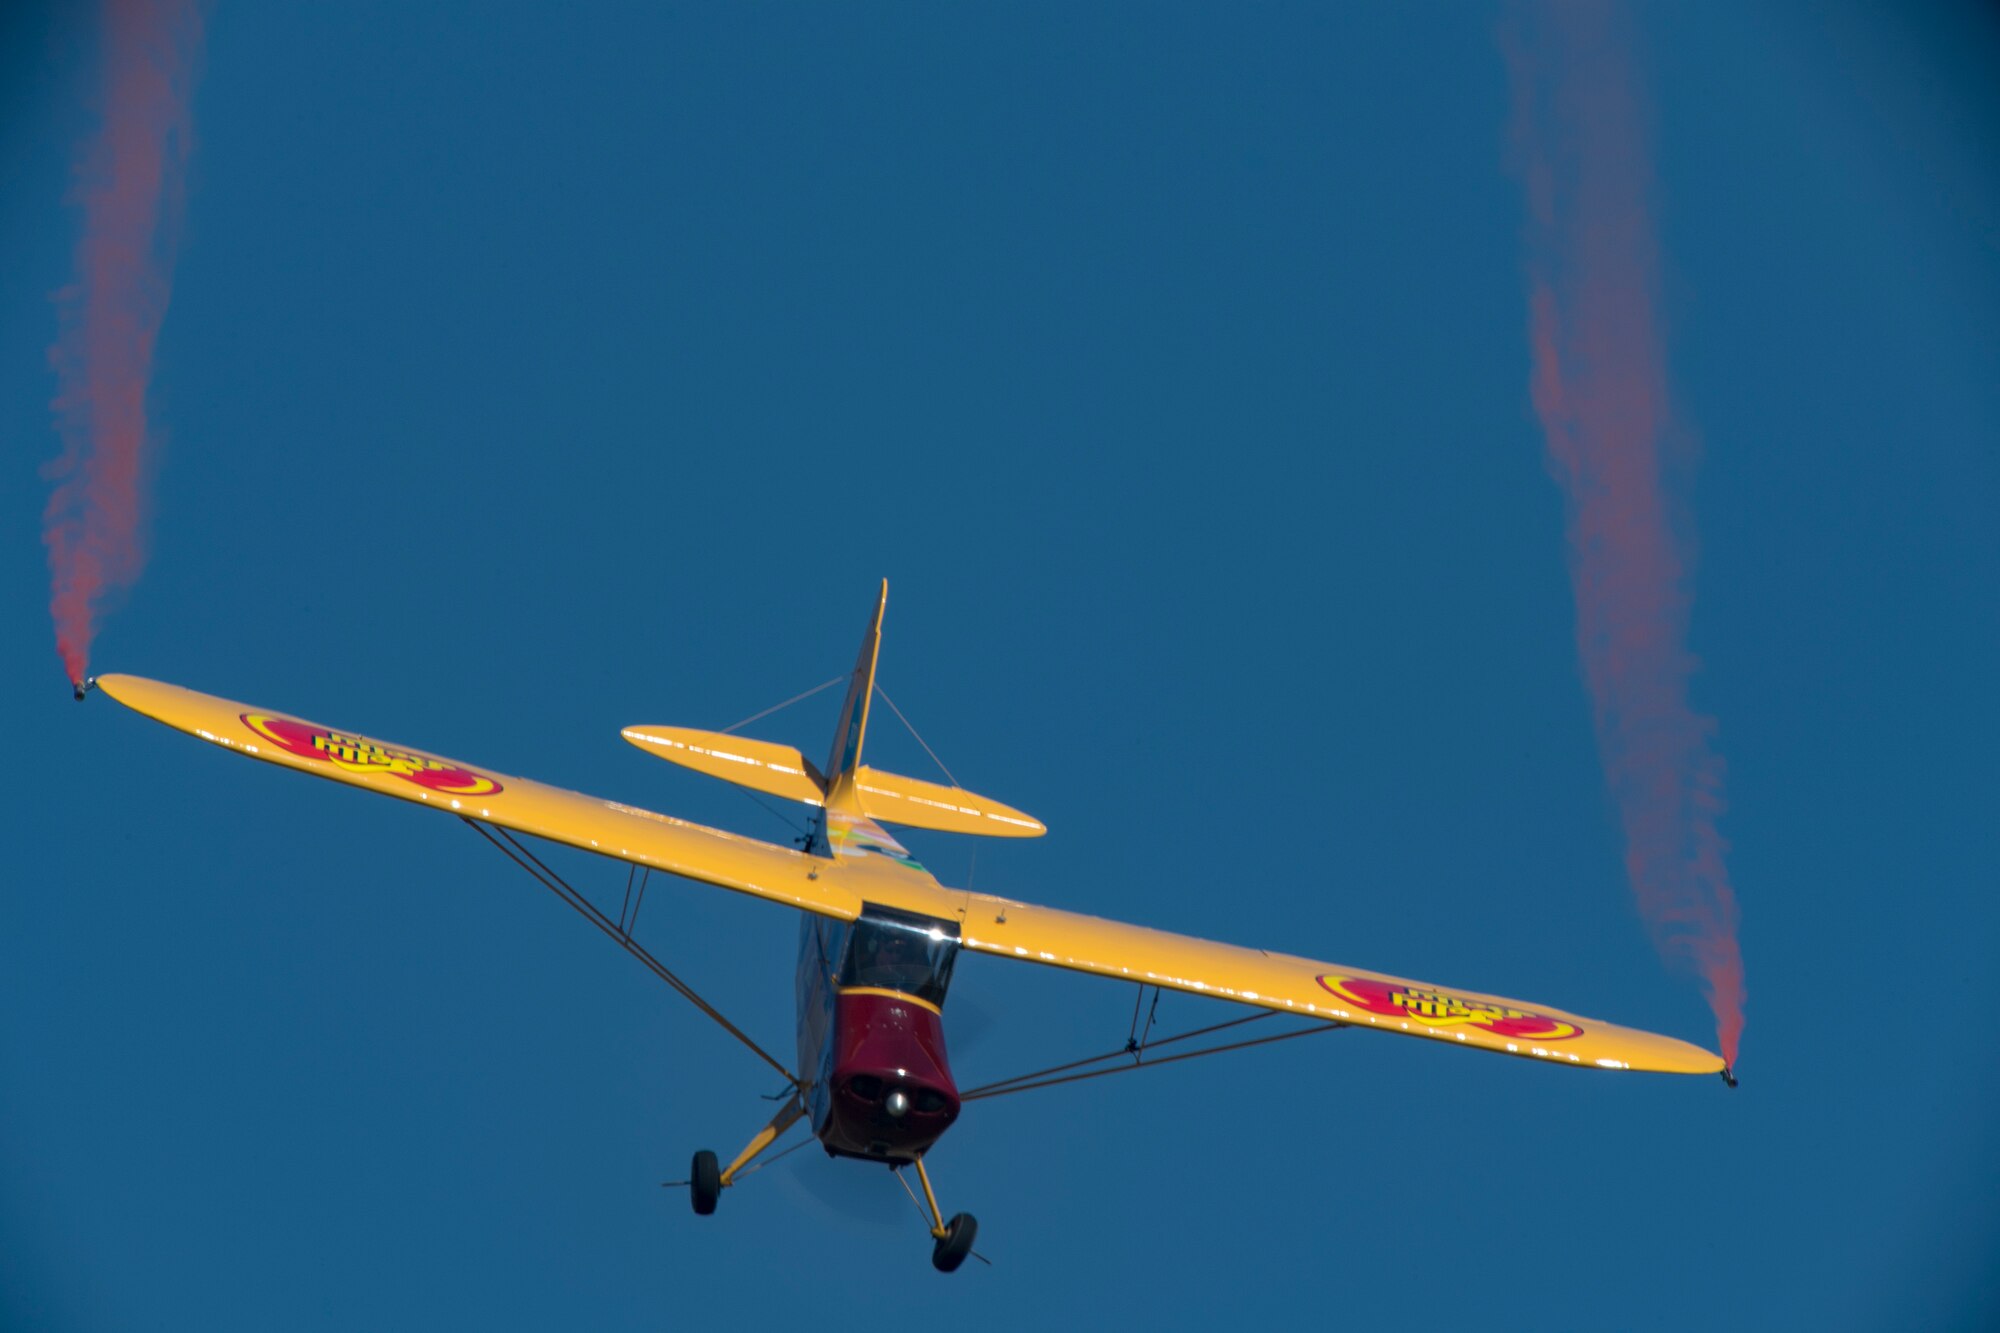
[777,1148,910,1228]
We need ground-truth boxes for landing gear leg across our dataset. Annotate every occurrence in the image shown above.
[688,1094,807,1216]
[911,1155,978,1273]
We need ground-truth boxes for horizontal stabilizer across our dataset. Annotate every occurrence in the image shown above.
[852,766,1045,838]
[622,726,826,806]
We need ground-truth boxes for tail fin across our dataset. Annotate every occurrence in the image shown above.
[625,578,1045,841]
[823,579,887,791]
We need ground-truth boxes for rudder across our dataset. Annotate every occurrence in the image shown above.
[822,579,887,793]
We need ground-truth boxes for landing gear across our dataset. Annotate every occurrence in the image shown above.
[909,1155,979,1274]
[686,1104,986,1272]
[932,1212,978,1273]
[689,1150,720,1215]
[688,1096,807,1216]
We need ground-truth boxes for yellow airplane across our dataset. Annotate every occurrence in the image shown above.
[89,581,1728,1272]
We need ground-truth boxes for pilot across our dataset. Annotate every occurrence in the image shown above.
[860,929,929,992]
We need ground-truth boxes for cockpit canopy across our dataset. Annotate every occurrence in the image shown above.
[838,904,961,1007]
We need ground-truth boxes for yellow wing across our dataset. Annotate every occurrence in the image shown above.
[833,871,1725,1076]
[930,889,1725,1075]
[98,671,1720,1077]
[95,674,861,922]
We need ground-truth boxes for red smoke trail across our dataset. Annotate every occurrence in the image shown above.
[43,0,204,689]
[1501,7,1746,1068]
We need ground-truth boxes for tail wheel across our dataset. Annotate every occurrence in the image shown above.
[689,1150,721,1216]
[931,1212,977,1273]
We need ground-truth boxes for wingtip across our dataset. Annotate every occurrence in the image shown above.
[87,672,130,704]
[88,673,151,707]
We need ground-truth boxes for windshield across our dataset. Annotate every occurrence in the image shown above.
[838,906,960,1007]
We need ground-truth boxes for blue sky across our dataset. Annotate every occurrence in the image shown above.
[4,4,1996,1328]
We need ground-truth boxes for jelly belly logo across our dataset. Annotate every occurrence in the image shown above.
[1316,974,1582,1041]
[242,714,503,797]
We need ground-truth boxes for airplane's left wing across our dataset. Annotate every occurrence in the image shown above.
[95,674,862,921]
[855,879,1725,1077]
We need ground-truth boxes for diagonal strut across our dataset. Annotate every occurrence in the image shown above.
[462,818,798,1087]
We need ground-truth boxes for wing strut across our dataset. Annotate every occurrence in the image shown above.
[960,1007,1346,1102]
[462,819,799,1088]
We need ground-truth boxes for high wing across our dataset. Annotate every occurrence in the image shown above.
[95,674,862,922]
[894,885,1727,1076]
[99,670,1722,1078]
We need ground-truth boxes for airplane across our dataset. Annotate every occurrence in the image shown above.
[83,581,1730,1272]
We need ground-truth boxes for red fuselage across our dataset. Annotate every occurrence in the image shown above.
[797,911,963,1163]
[818,990,960,1160]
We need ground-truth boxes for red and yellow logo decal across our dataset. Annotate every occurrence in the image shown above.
[242,714,503,797]
[1316,975,1582,1041]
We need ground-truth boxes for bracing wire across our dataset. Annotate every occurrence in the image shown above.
[873,685,961,788]
[725,1131,813,1181]
[730,786,809,838]
[721,674,847,736]
[703,674,846,837]
[893,1166,934,1227]
[967,1010,1271,1098]
[961,1011,1346,1101]
[893,1167,992,1266]
[658,1122,809,1189]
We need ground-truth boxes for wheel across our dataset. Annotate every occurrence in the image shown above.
[931,1212,977,1273]
[689,1150,721,1216]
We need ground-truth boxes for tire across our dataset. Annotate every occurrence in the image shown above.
[931,1212,977,1273]
[690,1150,721,1216]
